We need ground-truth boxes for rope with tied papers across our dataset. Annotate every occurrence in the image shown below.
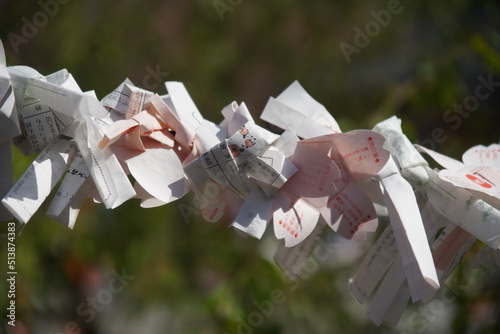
[1,40,499,327]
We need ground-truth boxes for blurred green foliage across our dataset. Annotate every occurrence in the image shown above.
[1,0,500,333]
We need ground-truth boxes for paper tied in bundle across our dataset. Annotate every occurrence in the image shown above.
[417,143,500,211]
[262,85,439,305]
[261,81,373,246]
[98,81,224,208]
[351,116,497,325]
[261,80,342,138]
[415,141,500,269]
[348,117,440,325]
[184,101,298,239]
[261,83,378,247]
[0,40,21,221]
[400,136,500,252]
[273,131,383,248]
[2,65,135,228]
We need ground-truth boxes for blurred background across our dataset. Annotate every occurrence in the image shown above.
[1,0,500,333]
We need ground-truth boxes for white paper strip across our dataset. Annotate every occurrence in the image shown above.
[2,137,77,224]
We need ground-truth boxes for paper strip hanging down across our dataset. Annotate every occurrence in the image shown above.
[261,80,341,138]
[362,116,499,324]
[2,41,500,328]
[0,41,21,220]
[375,117,500,251]
[349,225,399,305]
[331,129,438,303]
[262,83,439,303]
[2,137,77,224]
[417,144,500,211]
[273,131,381,247]
[184,101,298,239]
[24,76,137,210]
[274,219,328,280]
[376,158,440,303]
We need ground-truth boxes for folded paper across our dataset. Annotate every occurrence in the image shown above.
[1,43,498,330]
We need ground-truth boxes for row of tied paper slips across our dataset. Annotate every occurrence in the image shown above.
[1,40,499,326]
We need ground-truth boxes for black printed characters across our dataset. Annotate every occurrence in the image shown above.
[228,126,257,158]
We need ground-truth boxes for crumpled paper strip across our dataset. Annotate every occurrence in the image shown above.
[417,143,500,210]
[1,43,499,329]
[0,40,21,221]
[355,116,500,325]
[98,83,201,207]
[2,66,136,228]
[184,101,298,239]
[262,84,439,303]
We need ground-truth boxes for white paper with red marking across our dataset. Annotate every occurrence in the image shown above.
[360,116,500,325]
[334,129,439,303]
[274,219,327,280]
[375,118,500,251]
[274,131,382,247]
[274,194,321,246]
[417,144,500,210]
[183,102,298,238]
[330,126,439,305]
[3,49,500,331]
[98,92,188,207]
[372,116,430,186]
[193,180,227,223]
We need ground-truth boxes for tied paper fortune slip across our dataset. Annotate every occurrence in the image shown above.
[417,143,500,211]
[98,83,200,208]
[0,40,21,221]
[273,131,382,248]
[184,101,298,239]
[355,116,498,325]
[1,40,499,328]
[2,66,136,228]
[261,83,439,304]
